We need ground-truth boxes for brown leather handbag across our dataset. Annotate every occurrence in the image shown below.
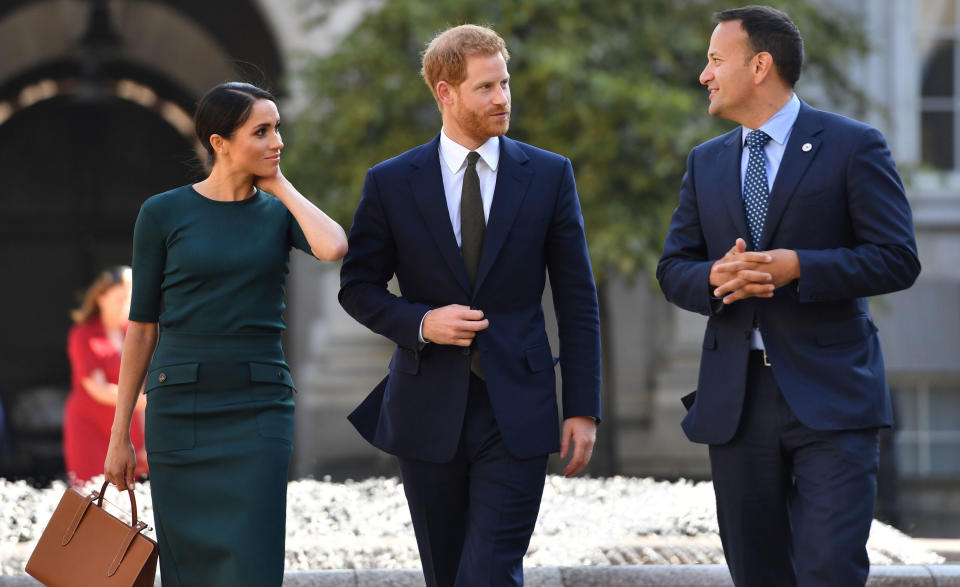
[25,481,158,586]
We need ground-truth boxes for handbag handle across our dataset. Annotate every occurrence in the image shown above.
[60,481,146,548]
[95,481,139,528]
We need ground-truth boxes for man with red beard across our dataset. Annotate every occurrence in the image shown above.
[340,24,602,587]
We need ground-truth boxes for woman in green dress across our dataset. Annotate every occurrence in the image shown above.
[104,82,347,586]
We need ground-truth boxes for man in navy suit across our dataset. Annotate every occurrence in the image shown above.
[339,24,602,587]
[657,6,919,587]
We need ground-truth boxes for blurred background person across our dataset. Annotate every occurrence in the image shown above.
[64,266,146,486]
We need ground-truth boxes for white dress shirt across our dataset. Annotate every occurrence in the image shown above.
[739,93,800,350]
[438,129,500,246]
[739,93,800,193]
[419,129,501,343]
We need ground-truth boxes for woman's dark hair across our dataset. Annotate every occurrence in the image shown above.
[714,5,804,88]
[194,82,276,165]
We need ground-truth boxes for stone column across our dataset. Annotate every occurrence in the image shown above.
[285,255,396,480]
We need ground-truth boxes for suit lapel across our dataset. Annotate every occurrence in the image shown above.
[759,103,823,250]
[474,137,533,295]
[409,135,472,296]
[718,129,750,241]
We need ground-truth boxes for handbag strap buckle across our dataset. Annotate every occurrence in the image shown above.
[107,520,149,577]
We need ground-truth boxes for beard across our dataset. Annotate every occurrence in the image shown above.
[455,102,510,142]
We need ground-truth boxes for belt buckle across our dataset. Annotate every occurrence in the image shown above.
[762,349,772,367]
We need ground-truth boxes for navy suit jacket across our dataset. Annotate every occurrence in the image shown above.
[340,134,602,462]
[657,102,920,445]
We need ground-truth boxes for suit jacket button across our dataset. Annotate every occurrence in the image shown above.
[462,348,471,355]
[158,373,167,383]
[277,370,285,379]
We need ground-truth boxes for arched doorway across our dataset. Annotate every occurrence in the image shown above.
[0,95,199,388]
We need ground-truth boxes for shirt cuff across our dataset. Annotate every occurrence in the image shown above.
[418,310,431,344]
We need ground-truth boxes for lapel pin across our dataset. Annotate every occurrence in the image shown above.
[802,142,812,152]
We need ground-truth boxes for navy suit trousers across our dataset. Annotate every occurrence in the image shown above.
[398,375,548,587]
[709,352,879,587]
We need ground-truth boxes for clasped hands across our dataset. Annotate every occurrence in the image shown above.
[710,238,800,304]
[421,304,596,476]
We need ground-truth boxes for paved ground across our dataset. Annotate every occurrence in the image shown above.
[4,565,960,586]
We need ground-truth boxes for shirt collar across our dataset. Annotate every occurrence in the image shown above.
[439,128,500,173]
[741,93,800,147]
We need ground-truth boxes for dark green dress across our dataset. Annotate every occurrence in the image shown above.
[129,185,312,586]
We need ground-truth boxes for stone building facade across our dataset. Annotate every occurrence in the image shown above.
[0,0,956,536]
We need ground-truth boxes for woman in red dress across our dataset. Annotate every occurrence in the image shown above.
[63,266,147,485]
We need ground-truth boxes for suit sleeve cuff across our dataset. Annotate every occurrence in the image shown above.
[709,276,727,315]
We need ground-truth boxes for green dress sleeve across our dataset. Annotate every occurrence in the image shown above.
[129,204,165,323]
[287,210,313,256]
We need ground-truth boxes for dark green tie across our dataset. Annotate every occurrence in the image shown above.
[460,151,485,378]
[461,151,484,287]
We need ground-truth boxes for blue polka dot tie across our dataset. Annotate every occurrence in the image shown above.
[744,129,772,251]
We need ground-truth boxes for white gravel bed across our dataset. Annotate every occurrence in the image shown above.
[0,475,944,575]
